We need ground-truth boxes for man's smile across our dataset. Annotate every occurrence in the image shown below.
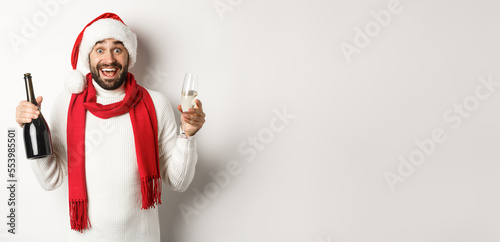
[100,67,119,78]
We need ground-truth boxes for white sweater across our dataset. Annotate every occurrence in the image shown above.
[28,81,198,242]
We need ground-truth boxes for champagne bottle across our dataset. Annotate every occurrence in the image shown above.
[23,73,53,159]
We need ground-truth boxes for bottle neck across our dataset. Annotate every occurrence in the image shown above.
[24,75,37,106]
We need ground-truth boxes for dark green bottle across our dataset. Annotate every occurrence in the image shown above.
[23,73,53,159]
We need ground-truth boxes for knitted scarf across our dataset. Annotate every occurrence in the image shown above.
[66,72,161,232]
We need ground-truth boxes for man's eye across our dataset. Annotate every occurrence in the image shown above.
[96,49,103,54]
[114,49,121,53]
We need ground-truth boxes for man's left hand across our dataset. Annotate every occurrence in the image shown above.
[177,99,206,137]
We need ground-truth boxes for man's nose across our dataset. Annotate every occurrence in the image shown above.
[102,51,115,63]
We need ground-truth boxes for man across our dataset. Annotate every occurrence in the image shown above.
[15,13,205,241]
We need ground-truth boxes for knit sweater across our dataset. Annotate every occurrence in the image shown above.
[28,80,198,242]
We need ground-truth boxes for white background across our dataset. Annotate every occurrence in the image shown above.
[1,0,500,241]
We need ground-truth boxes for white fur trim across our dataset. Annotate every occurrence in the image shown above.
[65,70,86,94]
[78,18,137,72]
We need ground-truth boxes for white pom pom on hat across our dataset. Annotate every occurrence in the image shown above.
[65,70,86,94]
[66,12,137,93]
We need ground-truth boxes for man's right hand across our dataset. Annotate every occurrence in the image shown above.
[16,96,43,127]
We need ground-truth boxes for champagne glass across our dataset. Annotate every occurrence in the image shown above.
[180,73,199,134]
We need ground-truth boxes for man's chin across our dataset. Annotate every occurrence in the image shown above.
[102,77,118,84]
[95,77,124,90]
[90,68,128,90]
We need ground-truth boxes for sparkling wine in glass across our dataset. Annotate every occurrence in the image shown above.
[181,73,199,112]
[180,73,199,135]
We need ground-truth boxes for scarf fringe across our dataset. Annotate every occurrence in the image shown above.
[69,199,91,232]
[141,175,162,209]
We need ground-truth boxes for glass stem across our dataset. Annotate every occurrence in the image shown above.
[180,122,185,135]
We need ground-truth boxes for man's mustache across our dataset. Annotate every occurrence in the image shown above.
[97,62,122,69]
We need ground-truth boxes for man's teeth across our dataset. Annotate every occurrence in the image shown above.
[102,68,117,72]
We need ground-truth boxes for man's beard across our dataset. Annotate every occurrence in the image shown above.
[90,62,129,90]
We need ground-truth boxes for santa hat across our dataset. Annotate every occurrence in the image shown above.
[65,12,137,93]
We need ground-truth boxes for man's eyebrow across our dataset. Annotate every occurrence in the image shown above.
[94,40,124,46]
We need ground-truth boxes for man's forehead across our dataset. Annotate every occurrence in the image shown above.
[94,38,124,46]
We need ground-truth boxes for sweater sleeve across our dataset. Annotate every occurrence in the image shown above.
[27,91,70,191]
[150,90,198,192]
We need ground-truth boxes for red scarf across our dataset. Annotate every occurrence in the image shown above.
[66,73,161,232]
